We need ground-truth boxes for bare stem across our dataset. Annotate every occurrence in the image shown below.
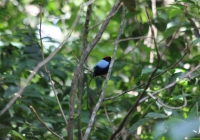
[38,4,68,127]
[109,7,161,140]
[30,106,64,140]
[83,4,125,140]
[104,6,188,102]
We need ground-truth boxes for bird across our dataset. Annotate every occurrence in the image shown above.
[88,56,111,87]
[93,56,111,77]
[86,56,111,110]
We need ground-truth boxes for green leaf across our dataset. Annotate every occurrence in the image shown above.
[166,21,180,29]
[172,94,191,100]
[189,71,200,79]
[2,74,20,83]
[176,0,196,4]
[153,121,167,139]
[128,118,149,133]
[0,124,11,137]
[169,8,182,19]
[134,74,149,83]
[15,104,31,114]
[191,54,200,61]
[165,72,185,95]
[3,86,19,99]
[163,107,172,116]
[145,112,168,119]
[192,38,200,45]
[10,130,26,140]
[141,68,164,75]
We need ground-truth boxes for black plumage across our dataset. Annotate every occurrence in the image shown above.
[93,56,111,77]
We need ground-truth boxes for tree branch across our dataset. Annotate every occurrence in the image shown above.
[30,106,64,140]
[78,1,92,140]
[0,2,82,117]
[161,6,187,56]
[144,87,187,110]
[38,4,68,127]
[104,6,188,101]
[83,4,125,140]
[67,1,121,140]
[88,3,122,31]
[109,7,161,140]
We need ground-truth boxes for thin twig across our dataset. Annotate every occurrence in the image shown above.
[70,51,92,73]
[70,51,79,62]
[104,47,188,101]
[146,8,160,58]
[0,1,82,117]
[140,63,200,102]
[185,6,200,38]
[88,3,123,31]
[139,48,189,103]
[67,1,121,140]
[109,7,161,140]
[103,103,114,132]
[104,6,189,101]
[161,6,187,56]
[38,4,45,62]
[38,4,68,127]
[187,17,200,37]
[145,45,188,99]
[83,4,125,140]
[113,36,153,44]
[140,65,200,107]
[145,87,187,110]
[30,106,64,140]
[166,6,187,48]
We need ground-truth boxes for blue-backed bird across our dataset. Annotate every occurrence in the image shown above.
[87,56,111,110]
[93,56,111,77]
[88,56,111,87]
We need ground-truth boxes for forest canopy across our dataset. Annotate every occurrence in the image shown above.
[1,0,200,140]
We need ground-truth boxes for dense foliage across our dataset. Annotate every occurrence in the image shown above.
[1,0,200,139]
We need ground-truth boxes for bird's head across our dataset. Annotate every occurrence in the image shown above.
[103,56,111,62]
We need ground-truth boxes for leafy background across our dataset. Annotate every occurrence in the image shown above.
[1,0,200,139]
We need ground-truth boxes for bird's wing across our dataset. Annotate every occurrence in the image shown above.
[94,60,109,69]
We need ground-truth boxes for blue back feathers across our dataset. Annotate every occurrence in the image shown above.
[95,60,109,69]
[93,56,111,77]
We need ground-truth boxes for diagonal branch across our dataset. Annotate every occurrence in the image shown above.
[103,39,189,101]
[104,6,188,101]
[109,7,161,140]
[0,2,82,117]
[38,4,68,127]
[144,87,187,110]
[161,6,187,56]
[30,106,64,140]
[88,3,122,31]
[139,64,200,111]
[83,4,125,140]
[140,63,200,103]
[67,1,121,140]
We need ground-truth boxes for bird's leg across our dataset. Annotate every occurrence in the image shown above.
[101,75,106,79]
